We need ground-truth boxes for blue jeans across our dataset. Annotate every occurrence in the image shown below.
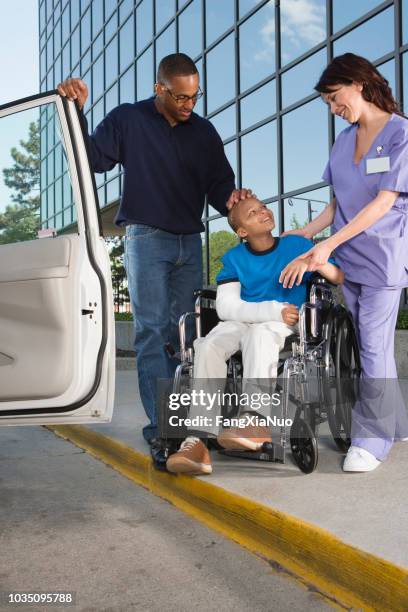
[124,224,203,442]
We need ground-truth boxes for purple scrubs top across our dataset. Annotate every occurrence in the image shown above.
[323,113,408,287]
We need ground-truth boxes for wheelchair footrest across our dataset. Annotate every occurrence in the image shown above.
[218,442,285,463]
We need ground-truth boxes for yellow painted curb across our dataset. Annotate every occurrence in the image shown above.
[47,425,408,611]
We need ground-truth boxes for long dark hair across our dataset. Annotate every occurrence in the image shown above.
[315,53,404,117]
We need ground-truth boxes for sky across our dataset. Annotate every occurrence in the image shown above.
[0,0,39,211]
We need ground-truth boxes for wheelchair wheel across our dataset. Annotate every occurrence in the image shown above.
[290,418,318,474]
[325,307,360,453]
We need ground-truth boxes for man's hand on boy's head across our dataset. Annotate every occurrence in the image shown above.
[279,258,309,289]
[281,304,299,326]
[226,188,257,210]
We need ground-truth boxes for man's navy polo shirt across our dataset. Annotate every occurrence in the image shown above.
[80,98,235,234]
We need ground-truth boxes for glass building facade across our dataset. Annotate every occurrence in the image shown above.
[39,0,408,285]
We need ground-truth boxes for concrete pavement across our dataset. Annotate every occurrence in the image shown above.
[49,370,408,611]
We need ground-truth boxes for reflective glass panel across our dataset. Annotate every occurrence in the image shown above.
[81,8,91,55]
[92,0,104,38]
[282,98,328,193]
[136,0,153,53]
[106,83,118,114]
[137,47,154,100]
[105,37,118,88]
[378,59,395,98]
[105,11,118,42]
[404,0,408,44]
[208,217,239,286]
[240,80,275,130]
[206,34,235,114]
[92,53,104,102]
[119,0,133,23]
[241,121,277,200]
[120,65,136,103]
[210,105,236,142]
[54,19,62,57]
[62,5,70,43]
[333,0,383,32]
[280,0,326,66]
[71,26,80,67]
[283,186,330,238]
[239,0,259,18]
[206,0,234,45]
[208,140,237,216]
[178,0,202,59]
[403,52,408,115]
[92,98,104,131]
[62,41,71,79]
[105,0,117,20]
[92,31,104,59]
[333,8,394,63]
[71,0,79,25]
[81,48,91,74]
[239,3,275,93]
[155,23,176,73]
[107,177,120,204]
[282,48,326,109]
[120,15,135,73]
[156,0,175,32]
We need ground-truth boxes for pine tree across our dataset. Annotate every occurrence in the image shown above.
[0,121,40,245]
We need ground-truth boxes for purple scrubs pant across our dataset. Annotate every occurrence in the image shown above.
[342,280,408,460]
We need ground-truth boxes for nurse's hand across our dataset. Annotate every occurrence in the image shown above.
[279,258,309,288]
[280,228,313,239]
[297,240,333,271]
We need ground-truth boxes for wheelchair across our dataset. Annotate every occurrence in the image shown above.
[161,275,361,474]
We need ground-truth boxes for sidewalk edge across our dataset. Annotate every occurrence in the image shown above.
[47,424,408,612]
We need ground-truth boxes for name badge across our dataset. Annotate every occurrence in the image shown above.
[366,156,390,174]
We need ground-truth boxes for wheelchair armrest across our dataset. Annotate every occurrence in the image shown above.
[193,288,217,300]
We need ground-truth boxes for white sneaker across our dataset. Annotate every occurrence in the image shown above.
[343,446,381,472]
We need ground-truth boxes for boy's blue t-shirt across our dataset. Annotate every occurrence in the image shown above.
[216,235,335,309]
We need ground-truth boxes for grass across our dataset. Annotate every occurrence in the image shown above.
[397,310,408,330]
[115,312,133,321]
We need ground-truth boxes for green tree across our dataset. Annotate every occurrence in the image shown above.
[289,212,303,230]
[0,121,40,245]
[107,236,130,312]
[206,230,239,285]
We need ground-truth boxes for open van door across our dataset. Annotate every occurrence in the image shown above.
[0,92,115,425]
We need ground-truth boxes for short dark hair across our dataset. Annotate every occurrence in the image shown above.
[227,201,244,233]
[315,53,402,117]
[157,53,198,83]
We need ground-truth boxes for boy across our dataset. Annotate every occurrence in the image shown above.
[166,197,344,474]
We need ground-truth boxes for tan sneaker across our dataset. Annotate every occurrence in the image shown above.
[217,423,272,451]
[166,437,212,475]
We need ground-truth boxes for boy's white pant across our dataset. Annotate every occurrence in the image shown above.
[187,320,295,435]
[194,320,295,379]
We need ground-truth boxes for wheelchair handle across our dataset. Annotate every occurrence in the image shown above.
[193,288,217,300]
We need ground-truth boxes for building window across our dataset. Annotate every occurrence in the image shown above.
[282,98,328,194]
[239,3,275,93]
[333,7,394,62]
[206,33,235,114]
[281,48,326,109]
[241,120,278,201]
[206,0,234,46]
[280,0,326,67]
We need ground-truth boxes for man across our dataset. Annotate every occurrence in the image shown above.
[57,53,251,465]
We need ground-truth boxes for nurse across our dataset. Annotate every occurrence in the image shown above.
[281,53,408,472]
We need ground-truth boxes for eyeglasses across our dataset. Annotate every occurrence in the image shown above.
[162,87,204,104]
